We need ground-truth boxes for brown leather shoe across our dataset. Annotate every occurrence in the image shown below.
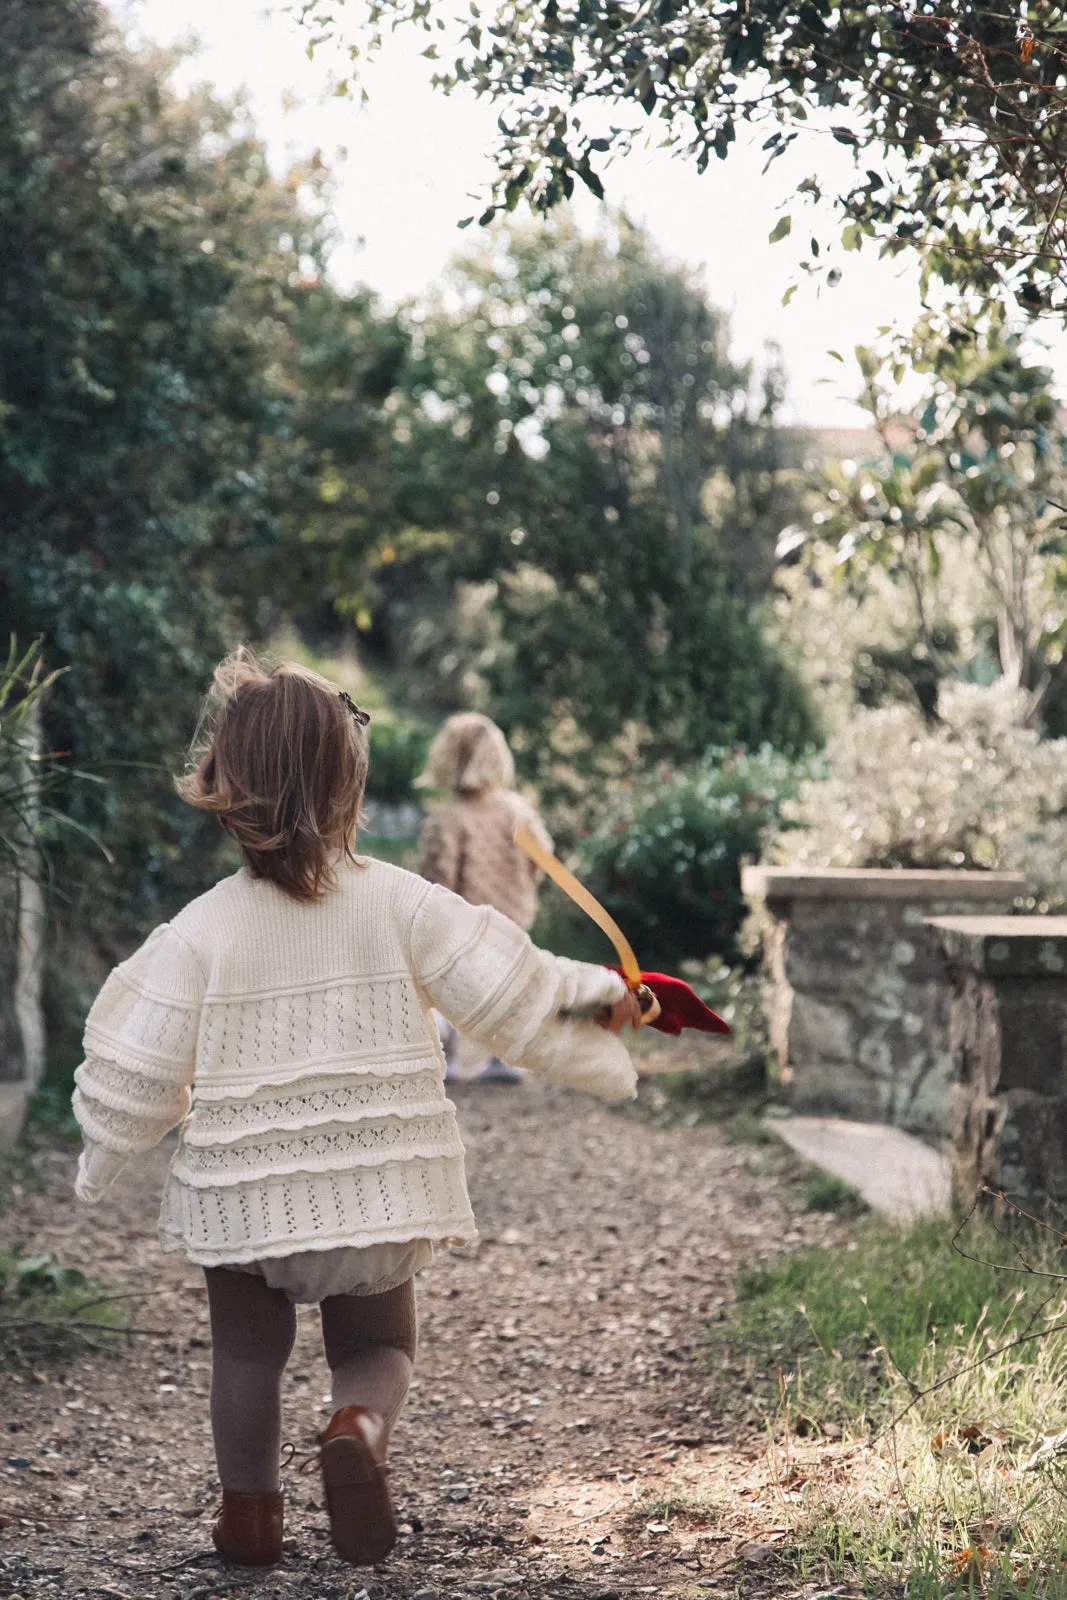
[212,1488,284,1566]
[318,1405,396,1566]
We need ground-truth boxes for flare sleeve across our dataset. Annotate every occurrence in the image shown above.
[71,924,204,1203]
[408,884,637,1102]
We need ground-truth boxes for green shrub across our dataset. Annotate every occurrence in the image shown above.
[770,680,1067,910]
[680,954,771,1063]
[569,746,818,969]
[0,1245,128,1364]
[365,718,431,806]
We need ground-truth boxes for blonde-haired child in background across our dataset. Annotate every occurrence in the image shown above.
[417,713,553,1083]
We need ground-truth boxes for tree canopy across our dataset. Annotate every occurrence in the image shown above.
[299,1,1067,316]
[363,215,817,773]
[785,321,1067,729]
[0,0,401,959]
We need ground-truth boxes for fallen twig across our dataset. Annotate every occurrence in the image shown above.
[0,1317,169,1337]
[104,1550,216,1577]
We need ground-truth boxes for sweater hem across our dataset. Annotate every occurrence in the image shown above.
[159,1218,477,1268]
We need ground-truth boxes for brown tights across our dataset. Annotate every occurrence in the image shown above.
[203,1268,417,1494]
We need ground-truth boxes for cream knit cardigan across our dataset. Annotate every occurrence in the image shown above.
[71,859,633,1267]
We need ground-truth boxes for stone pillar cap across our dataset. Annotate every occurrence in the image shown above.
[926,915,1067,976]
[741,865,1026,901]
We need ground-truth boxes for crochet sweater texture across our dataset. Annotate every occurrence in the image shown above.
[418,790,551,930]
[72,860,633,1267]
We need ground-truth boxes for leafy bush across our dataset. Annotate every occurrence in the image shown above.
[0,639,77,876]
[547,746,818,970]
[365,717,431,805]
[769,681,1067,907]
[680,953,772,1063]
[802,1171,866,1214]
[0,1244,127,1364]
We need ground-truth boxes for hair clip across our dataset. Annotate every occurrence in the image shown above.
[339,690,371,727]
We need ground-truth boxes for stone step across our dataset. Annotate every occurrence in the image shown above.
[766,1112,951,1219]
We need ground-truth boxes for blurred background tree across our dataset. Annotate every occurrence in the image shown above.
[45,0,1067,1102]
[361,216,817,778]
[0,0,403,1074]
[767,321,1067,911]
[781,325,1067,730]
[1,0,823,1093]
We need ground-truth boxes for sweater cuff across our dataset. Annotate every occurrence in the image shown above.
[75,1143,128,1204]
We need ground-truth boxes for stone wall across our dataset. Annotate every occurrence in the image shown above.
[928,916,1067,1206]
[741,867,1025,1136]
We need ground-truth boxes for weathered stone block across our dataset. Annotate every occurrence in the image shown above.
[996,1091,1067,1203]
[996,989,1067,1093]
[787,994,855,1065]
[786,1057,884,1123]
[742,867,1023,1136]
[929,915,1067,1207]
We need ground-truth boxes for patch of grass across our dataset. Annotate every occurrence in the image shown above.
[722,1211,1066,1422]
[773,1311,1067,1598]
[802,1170,867,1216]
[638,1050,784,1136]
[0,1245,129,1364]
[725,1106,783,1146]
[718,1205,1067,1596]
[628,1489,720,1527]
[361,835,419,869]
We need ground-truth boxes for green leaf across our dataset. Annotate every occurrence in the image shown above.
[16,1254,52,1278]
[781,283,798,308]
[768,215,792,244]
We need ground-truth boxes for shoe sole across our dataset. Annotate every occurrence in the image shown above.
[320,1431,397,1566]
[211,1526,283,1568]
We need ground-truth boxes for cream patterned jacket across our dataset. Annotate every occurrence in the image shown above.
[71,860,634,1267]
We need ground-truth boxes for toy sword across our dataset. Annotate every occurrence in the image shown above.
[513,824,730,1037]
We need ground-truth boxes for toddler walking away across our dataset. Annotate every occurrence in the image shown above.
[417,712,553,1083]
[72,652,640,1571]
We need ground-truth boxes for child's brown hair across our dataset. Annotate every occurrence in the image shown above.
[176,648,369,902]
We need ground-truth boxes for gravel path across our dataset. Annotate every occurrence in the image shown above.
[1,1077,842,1600]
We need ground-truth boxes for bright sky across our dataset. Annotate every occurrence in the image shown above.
[112,0,1067,426]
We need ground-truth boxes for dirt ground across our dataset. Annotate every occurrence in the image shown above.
[0,1070,848,1600]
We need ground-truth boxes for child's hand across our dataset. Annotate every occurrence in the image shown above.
[598,991,643,1034]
